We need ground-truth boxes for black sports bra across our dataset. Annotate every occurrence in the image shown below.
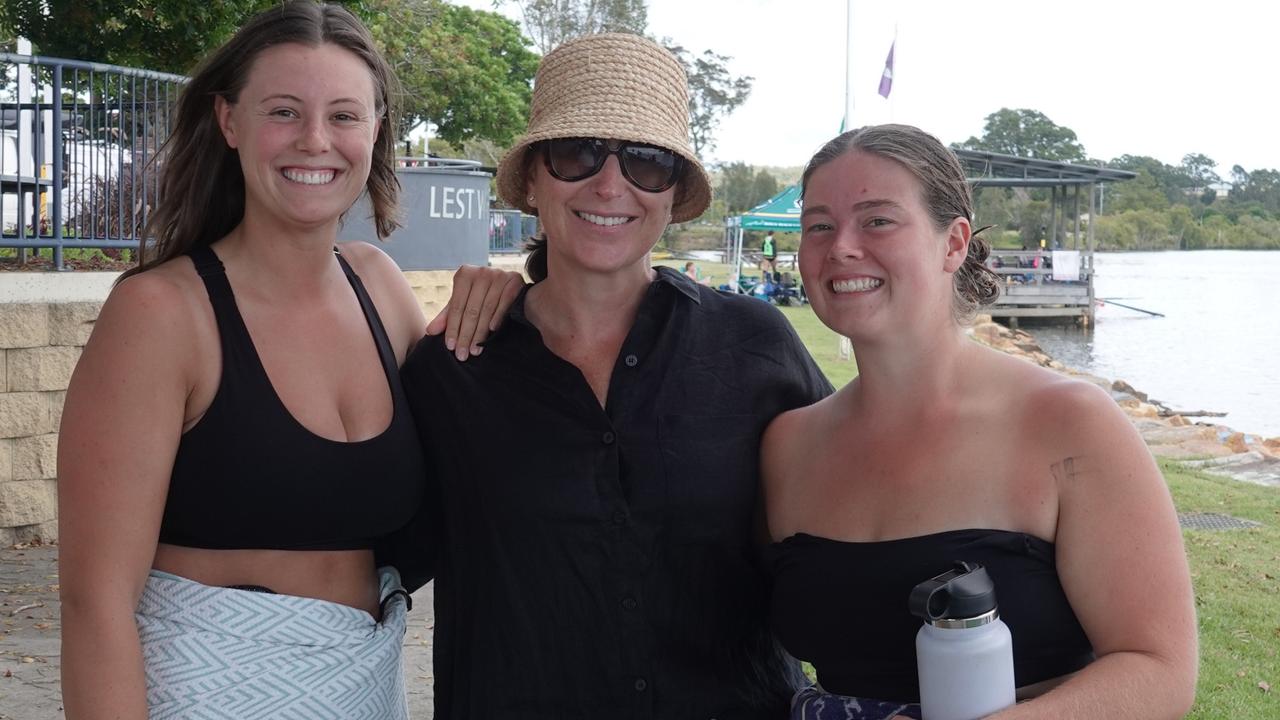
[157,245,425,550]
[769,529,1094,703]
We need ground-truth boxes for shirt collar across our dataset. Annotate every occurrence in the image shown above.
[652,265,703,304]
[507,265,703,332]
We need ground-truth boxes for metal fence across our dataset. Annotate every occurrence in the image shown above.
[489,208,537,254]
[1,52,186,268]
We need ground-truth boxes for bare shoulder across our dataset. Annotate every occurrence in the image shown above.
[757,392,839,481]
[335,241,425,357]
[1023,370,1133,442]
[64,258,213,442]
[997,356,1158,507]
[763,391,836,460]
[96,259,206,349]
[973,345,1118,431]
[336,240,404,281]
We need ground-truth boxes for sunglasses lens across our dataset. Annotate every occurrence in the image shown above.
[546,139,603,181]
[621,145,681,191]
[543,138,681,192]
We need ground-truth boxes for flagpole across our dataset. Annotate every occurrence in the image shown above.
[844,0,855,132]
[890,24,897,122]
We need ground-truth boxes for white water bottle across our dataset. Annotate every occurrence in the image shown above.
[908,561,1015,720]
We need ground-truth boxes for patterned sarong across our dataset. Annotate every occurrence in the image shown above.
[792,683,923,720]
[136,566,409,719]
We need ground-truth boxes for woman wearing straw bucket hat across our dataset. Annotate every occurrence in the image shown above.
[390,32,832,718]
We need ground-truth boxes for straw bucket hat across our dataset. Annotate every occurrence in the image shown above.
[496,33,712,223]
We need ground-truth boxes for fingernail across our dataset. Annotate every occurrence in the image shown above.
[455,347,468,362]
[445,338,456,351]
[471,345,483,356]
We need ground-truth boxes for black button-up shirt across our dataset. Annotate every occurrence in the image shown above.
[394,267,832,720]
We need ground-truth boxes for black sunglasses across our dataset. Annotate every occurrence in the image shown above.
[541,137,684,193]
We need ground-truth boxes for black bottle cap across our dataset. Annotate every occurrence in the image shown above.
[908,561,999,622]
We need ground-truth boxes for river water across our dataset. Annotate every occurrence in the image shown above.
[1028,251,1280,438]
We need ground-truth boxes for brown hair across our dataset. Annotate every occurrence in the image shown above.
[123,0,400,280]
[800,124,1000,323]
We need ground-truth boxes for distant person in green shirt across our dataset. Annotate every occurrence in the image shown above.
[761,229,778,275]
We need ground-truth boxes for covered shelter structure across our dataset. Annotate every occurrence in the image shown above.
[955,148,1135,326]
[724,150,1135,325]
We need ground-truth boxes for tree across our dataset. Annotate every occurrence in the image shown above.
[1179,153,1220,192]
[6,0,277,73]
[367,0,537,145]
[959,108,1086,163]
[500,0,647,54]
[1226,166,1280,216]
[1229,164,1250,193]
[12,0,535,145]
[750,169,778,209]
[0,4,16,48]
[718,162,776,214]
[1108,155,1189,206]
[663,43,752,159]
[718,162,756,214]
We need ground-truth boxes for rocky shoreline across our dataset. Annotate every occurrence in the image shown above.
[969,317,1280,489]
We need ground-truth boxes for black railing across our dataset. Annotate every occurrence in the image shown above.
[1,53,186,269]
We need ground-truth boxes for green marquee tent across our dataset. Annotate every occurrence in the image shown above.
[738,184,802,231]
[725,185,801,289]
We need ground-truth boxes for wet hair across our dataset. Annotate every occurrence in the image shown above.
[124,0,400,280]
[799,124,1000,323]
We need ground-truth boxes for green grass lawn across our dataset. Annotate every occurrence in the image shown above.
[758,301,1278,716]
[1164,462,1280,718]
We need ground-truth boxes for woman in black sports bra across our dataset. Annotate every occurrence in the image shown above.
[56,4,520,719]
[761,125,1198,719]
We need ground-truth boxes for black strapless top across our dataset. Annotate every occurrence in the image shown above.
[769,529,1094,703]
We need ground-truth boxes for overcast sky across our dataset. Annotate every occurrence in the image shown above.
[454,0,1277,176]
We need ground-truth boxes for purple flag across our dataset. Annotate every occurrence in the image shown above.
[878,41,895,98]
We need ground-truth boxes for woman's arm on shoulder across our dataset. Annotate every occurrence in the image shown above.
[340,242,524,362]
[993,379,1197,719]
[59,269,203,719]
[425,264,525,361]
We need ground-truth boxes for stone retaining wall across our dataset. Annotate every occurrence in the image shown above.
[0,270,457,545]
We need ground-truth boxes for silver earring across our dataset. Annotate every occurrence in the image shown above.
[527,195,536,205]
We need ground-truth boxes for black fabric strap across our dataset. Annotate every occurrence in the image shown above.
[188,245,235,301]
[334,248,403,393]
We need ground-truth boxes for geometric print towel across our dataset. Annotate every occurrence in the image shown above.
[136,566,409,719]
[791,683,922,720]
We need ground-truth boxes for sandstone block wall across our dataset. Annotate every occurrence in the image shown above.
[0,270,457,546]
[0,302,97,546]
[403,270,457,322]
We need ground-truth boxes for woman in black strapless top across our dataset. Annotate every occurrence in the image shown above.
[760,125,1197,719]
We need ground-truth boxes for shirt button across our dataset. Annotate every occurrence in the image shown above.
[621,596,638,611]
[634,677,647,692]
[602,431,616,445]
[624,354,639,367]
